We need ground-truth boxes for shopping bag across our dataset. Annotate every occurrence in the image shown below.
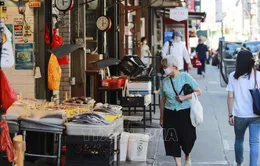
[190,92,203,127]
[52,28,69,65]
[48,54,62,90]
[249,69,260,115]
[192,54,202,68]
[0,70,17,113]
[0,22,14,68]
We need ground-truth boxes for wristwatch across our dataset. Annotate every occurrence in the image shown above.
[229,114,233,118]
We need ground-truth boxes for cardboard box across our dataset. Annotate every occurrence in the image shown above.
[86,54,103,70]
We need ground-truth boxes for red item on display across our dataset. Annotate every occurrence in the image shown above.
[44,24,50,45]
[0,120,15,162]
[0,70,17,113]
[192,54,202,68]
[52,28,69,65]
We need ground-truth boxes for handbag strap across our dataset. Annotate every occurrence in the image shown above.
[254,69,258,89]
[170,77,183,103]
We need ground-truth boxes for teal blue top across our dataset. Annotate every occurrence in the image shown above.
[160,72,199,111]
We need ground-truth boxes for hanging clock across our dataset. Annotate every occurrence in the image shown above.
[96,16,112,32]
[55,0,74,12]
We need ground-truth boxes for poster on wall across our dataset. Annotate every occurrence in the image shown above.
[15,43,34,70]
[23,25,33,41]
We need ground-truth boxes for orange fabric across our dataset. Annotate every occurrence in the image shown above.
[48,54,62,90]
[0,120,15,162]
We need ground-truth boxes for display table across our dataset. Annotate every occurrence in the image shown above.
[97,87,124,104]
[19,118,64,166]
[121,101,152,131]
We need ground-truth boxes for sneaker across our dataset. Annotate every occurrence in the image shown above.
[184,159,192,166]
[233,161,243,166]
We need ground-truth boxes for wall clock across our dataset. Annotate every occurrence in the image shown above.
[96,16,112,32]
[55,0,74,12]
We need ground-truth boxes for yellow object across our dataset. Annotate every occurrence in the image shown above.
[13,135,26,166]
[104,115,117,121]
[48,54,61,90]
[65,92,68,101]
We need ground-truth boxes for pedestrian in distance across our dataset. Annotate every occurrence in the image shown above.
[161,30,192,72]
[196,36,208,78]
[159,56,202,166]
[140,36,152,67]
[226,50,260,166]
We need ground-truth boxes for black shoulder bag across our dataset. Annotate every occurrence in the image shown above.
[170,78,194,103]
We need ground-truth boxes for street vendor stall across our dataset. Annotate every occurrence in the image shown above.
[2,96,124,166]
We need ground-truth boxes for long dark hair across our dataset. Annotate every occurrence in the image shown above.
[234,50,255,79]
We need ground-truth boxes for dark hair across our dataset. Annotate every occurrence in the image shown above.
[234,50,255,79]
[141,37,146,43]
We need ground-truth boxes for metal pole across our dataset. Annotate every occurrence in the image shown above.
[221,21,224,37]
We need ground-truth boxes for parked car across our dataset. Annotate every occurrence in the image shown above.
[224,42,242,59]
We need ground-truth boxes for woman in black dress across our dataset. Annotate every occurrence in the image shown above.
[196,37,208,77]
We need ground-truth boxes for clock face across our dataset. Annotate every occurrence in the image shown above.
[55,0,74,11]
[96,16,110,31]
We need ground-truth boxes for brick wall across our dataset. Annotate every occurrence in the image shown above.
[58,12,71,102]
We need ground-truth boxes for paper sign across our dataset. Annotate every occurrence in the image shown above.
[170,8,188,22]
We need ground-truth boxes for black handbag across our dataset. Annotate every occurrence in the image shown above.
[249,69,260,115]
[170,78,194,103]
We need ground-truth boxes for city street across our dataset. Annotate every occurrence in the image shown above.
[153,65,260,166]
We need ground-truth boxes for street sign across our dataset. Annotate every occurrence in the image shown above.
[170,7,188,22]
[215,0,223,22]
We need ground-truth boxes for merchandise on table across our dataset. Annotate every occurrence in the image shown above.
[63,96,95,105]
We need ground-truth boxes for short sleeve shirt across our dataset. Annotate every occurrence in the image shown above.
[160,72,199,111]
[226,71,260,118]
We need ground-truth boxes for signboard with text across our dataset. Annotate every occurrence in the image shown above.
[170,8,188,22]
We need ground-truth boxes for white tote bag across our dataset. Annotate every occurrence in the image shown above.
[190,92,203,127]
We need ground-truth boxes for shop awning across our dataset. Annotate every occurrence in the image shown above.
[158,9,206,22]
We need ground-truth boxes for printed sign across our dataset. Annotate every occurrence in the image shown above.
[15,43,34,70]
[170,8,188,22]
[215,0,223,22]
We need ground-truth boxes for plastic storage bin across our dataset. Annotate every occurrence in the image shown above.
[127,133,149,161]
[66,135,119,166]
[118,132,130,161]
[66,117,123,137]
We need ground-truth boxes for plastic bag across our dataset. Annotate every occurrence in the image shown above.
[0,120,15,162]
[52,28,69,65]
[190,92,203,127]
[45,24,50,45]
[192,54,202,68]
[0,22,14,68]
[48,54,62,90]
[0,70,17,113]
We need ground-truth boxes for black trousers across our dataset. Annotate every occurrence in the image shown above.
[163,108,196,157]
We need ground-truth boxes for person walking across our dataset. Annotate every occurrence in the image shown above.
[196,36,208,77]
[159,56,202,166]
[226,50,260,166]
[161,30,192,72]
[141,37,152,67]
